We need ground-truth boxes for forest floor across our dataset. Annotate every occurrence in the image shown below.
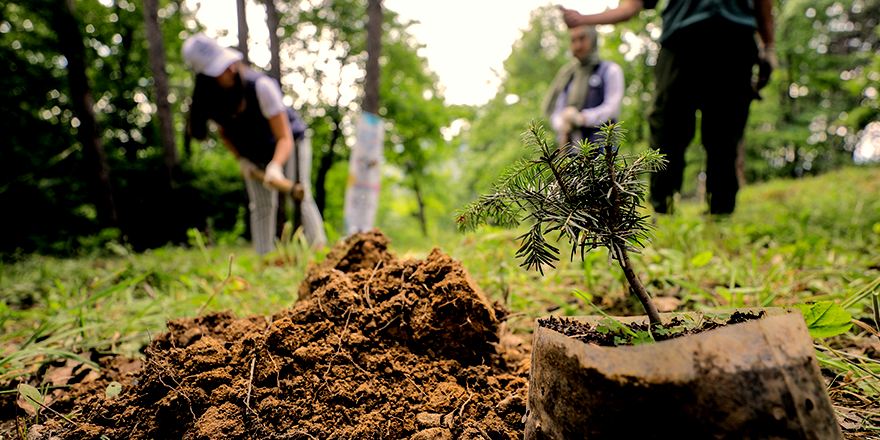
[4,230,879,439]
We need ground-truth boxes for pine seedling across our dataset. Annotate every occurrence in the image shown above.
[457,121,667,324]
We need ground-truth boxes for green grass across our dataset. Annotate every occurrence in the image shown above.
[441,166,880,323]
[2,165,879,423]
[0,226,317,384]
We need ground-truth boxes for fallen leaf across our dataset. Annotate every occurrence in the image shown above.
[116,358,143,376]
[16,393,38,417]
[834,407,862,431]
[45,365,76,387]
[81,370,102,384]
[144,283,157,299]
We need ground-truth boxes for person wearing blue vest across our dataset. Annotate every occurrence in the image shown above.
[182,34,326,255]
[560,0,776,215]
[543,25,625,154]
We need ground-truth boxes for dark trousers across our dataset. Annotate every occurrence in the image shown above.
[648,19,758,214]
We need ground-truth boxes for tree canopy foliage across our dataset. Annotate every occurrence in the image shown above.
[458,1,878,205]
[0,0,877,256]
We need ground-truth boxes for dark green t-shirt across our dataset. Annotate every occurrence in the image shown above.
[643,0,757,43]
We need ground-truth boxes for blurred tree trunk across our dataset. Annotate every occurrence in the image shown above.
[183,115,193,161]
[315,106,342,216]
[782,51,794,124]
[264,0,281,82]
[117,3,139,163]
[411,175,428,236]
[169,0,192,161]
[142,0,179,187]
[364,0,382,115]
[237,0,250,64]
[236,0,254,239]
[262,0,290,237]
[54,0,119,227]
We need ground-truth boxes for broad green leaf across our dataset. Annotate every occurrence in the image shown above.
[794,301,852,338]
[105,381,122,398]
[690,251,713,268]
[715,286,733,303]
[18,383,42,413]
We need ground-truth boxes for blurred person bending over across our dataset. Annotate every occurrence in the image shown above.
[543,25,625,153]
[183,34,326,255]
[561,0,776,214]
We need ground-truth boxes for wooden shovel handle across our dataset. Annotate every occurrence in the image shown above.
[248,169,304,201]
[248,169,293,192]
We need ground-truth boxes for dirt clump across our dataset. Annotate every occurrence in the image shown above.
[42,230,529,440]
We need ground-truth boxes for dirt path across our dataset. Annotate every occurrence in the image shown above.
[29,231,530,440]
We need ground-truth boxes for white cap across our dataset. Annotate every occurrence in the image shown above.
[182,33,243,77]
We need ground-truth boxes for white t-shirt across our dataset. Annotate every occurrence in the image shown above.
[254,76,286,119]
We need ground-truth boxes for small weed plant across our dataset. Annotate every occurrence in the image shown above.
[458,121,666,324]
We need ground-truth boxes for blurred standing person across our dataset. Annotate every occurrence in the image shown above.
[560,0,776,215]
[543,25,625,153]
[183,34,326,255]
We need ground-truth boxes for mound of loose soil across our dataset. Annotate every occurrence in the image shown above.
[36,230,530,440]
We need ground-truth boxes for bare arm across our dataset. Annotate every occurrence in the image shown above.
[267,112,293,166]
[560,1,644,28]
[754,0,775,48]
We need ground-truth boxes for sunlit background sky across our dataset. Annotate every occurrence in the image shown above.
[188,0,614,106]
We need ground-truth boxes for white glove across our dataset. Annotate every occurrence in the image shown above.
[237,156,258,180]
[561,106,585,127]
[262,161,284,189]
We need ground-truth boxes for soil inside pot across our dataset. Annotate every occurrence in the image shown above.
[539,310,766,347]
[11,231,531,440]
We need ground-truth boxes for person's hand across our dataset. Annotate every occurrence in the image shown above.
[263,161,284,189]
[559,6,583,28]
[237,156,258,180]
[754,45,777,92]
[558,119,573,137]
[561,106,585,127]
[292,183,305,202]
